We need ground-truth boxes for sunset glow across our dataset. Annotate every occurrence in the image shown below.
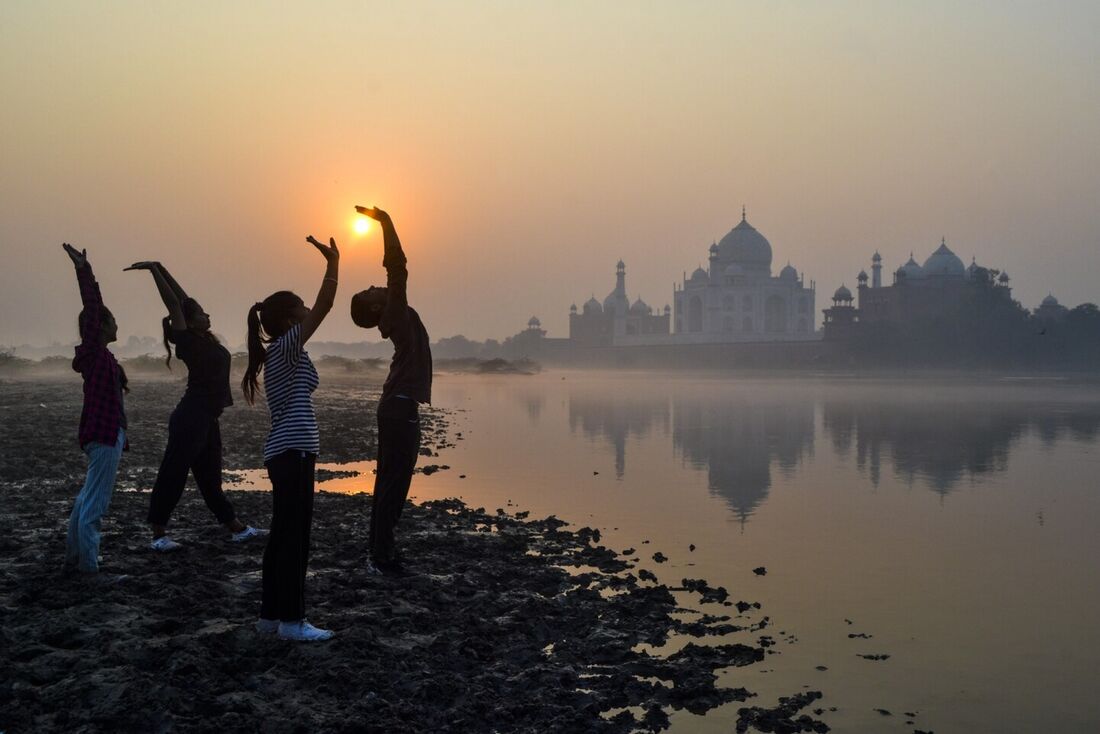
[353,217,371,236]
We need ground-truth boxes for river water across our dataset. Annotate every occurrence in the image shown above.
[265,371,1100,733]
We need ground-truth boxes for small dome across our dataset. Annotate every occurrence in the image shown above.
[922,239,965,277]
[872,251,882,262]
[857,269,868,282]
[527,316,541,328]
[709,242,719,254]
[664,304,671,314]
[998,272,1010,283]
[569,303,577,313]
[779,263,798,281]
[691,267,709,282]
[833,284,853,302]
[898,253,924,279]
[630,298,651,314]
[583,296,602,314]
[1042,293,1060,307]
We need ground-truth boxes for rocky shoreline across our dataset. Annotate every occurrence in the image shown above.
[1,487,775,732]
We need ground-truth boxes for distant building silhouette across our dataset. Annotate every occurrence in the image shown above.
[568,210,817,347]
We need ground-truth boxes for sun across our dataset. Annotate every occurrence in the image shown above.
[353,217,371,236]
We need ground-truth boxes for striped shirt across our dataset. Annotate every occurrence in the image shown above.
[262,324,320,461]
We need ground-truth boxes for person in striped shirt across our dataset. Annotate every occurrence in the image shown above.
[242,234,339,642]
[62,243,128,577]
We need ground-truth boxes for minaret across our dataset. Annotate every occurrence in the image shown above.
[871,251,882,288]
[615,259,626,296]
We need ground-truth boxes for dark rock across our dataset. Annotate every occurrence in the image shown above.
[753,567,767,576]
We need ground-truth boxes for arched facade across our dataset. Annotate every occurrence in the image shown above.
[672,212,816,341]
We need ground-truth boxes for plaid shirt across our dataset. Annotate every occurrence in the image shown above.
[72,263,128,450]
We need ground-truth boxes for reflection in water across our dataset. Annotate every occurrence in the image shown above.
[563,387,814,523]
[824,399,1100,496]
[568,394,670,477]
[525,380,1100,526]
[672,398,815,524]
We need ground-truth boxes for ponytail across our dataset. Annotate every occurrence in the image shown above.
[241,290,305,406]
[162,316,174,368]
[242,302,266,405]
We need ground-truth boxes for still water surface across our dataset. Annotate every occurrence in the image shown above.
[274,372,1100,733]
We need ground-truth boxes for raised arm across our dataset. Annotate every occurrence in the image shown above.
[299,236,340,344]
[124,261,186,330]
[63,243,101,345]
[157,263,189,303]
[356,206,408,320]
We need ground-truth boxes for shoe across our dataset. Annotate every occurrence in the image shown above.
[277,619,334,642]
[230,526,268,543]
[255,618,279,635]
[149,536,182,552]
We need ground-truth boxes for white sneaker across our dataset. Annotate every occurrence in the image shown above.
[150,536,182,553]
[277,619,335,642]
[255,618,279,635]
[230,526,268,543]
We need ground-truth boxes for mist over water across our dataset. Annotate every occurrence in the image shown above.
[321,372,1100,732]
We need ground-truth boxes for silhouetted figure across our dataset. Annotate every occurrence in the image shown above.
[242,235,339,642]
[62,243,127,577]
[351,206,432,576]
[125,261,265,551]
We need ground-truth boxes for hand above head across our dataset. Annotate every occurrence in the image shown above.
[306,235,340,262]
[123,261,160,272]
[355,206,392,226]
[62,243,87,268]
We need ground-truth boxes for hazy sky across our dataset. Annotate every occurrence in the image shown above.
[3,1,1098,346]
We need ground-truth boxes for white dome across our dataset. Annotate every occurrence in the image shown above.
[779,263,798,281]
[1042,293,1060,307]
[583,296,602,314]
[922,240,965,277]
[630,298,651,314]
[833,284,853,301]
[691,267,709,282]
[527,316,541,328]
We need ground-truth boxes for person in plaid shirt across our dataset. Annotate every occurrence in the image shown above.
[63,243,128,576]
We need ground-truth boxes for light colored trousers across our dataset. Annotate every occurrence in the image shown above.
[66,429,125,573]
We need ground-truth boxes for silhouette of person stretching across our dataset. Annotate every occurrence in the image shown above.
[242,234,340,642]
[351,206,432,576]
[62,243,128,577]
[125,261,265,551]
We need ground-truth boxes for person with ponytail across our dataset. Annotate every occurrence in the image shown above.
[125,261,264,551]
[62,243,128,577]
[243,235,339,642]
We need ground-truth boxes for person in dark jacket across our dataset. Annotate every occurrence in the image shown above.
[126,261,265,551]
[350,206,432,576]
[63,243,127,575]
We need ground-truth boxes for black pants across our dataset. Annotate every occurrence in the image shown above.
[370,397,420,563]
[261,450,316,622]
[147,404,235,526]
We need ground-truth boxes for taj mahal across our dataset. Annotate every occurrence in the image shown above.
[569,209,817,347]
